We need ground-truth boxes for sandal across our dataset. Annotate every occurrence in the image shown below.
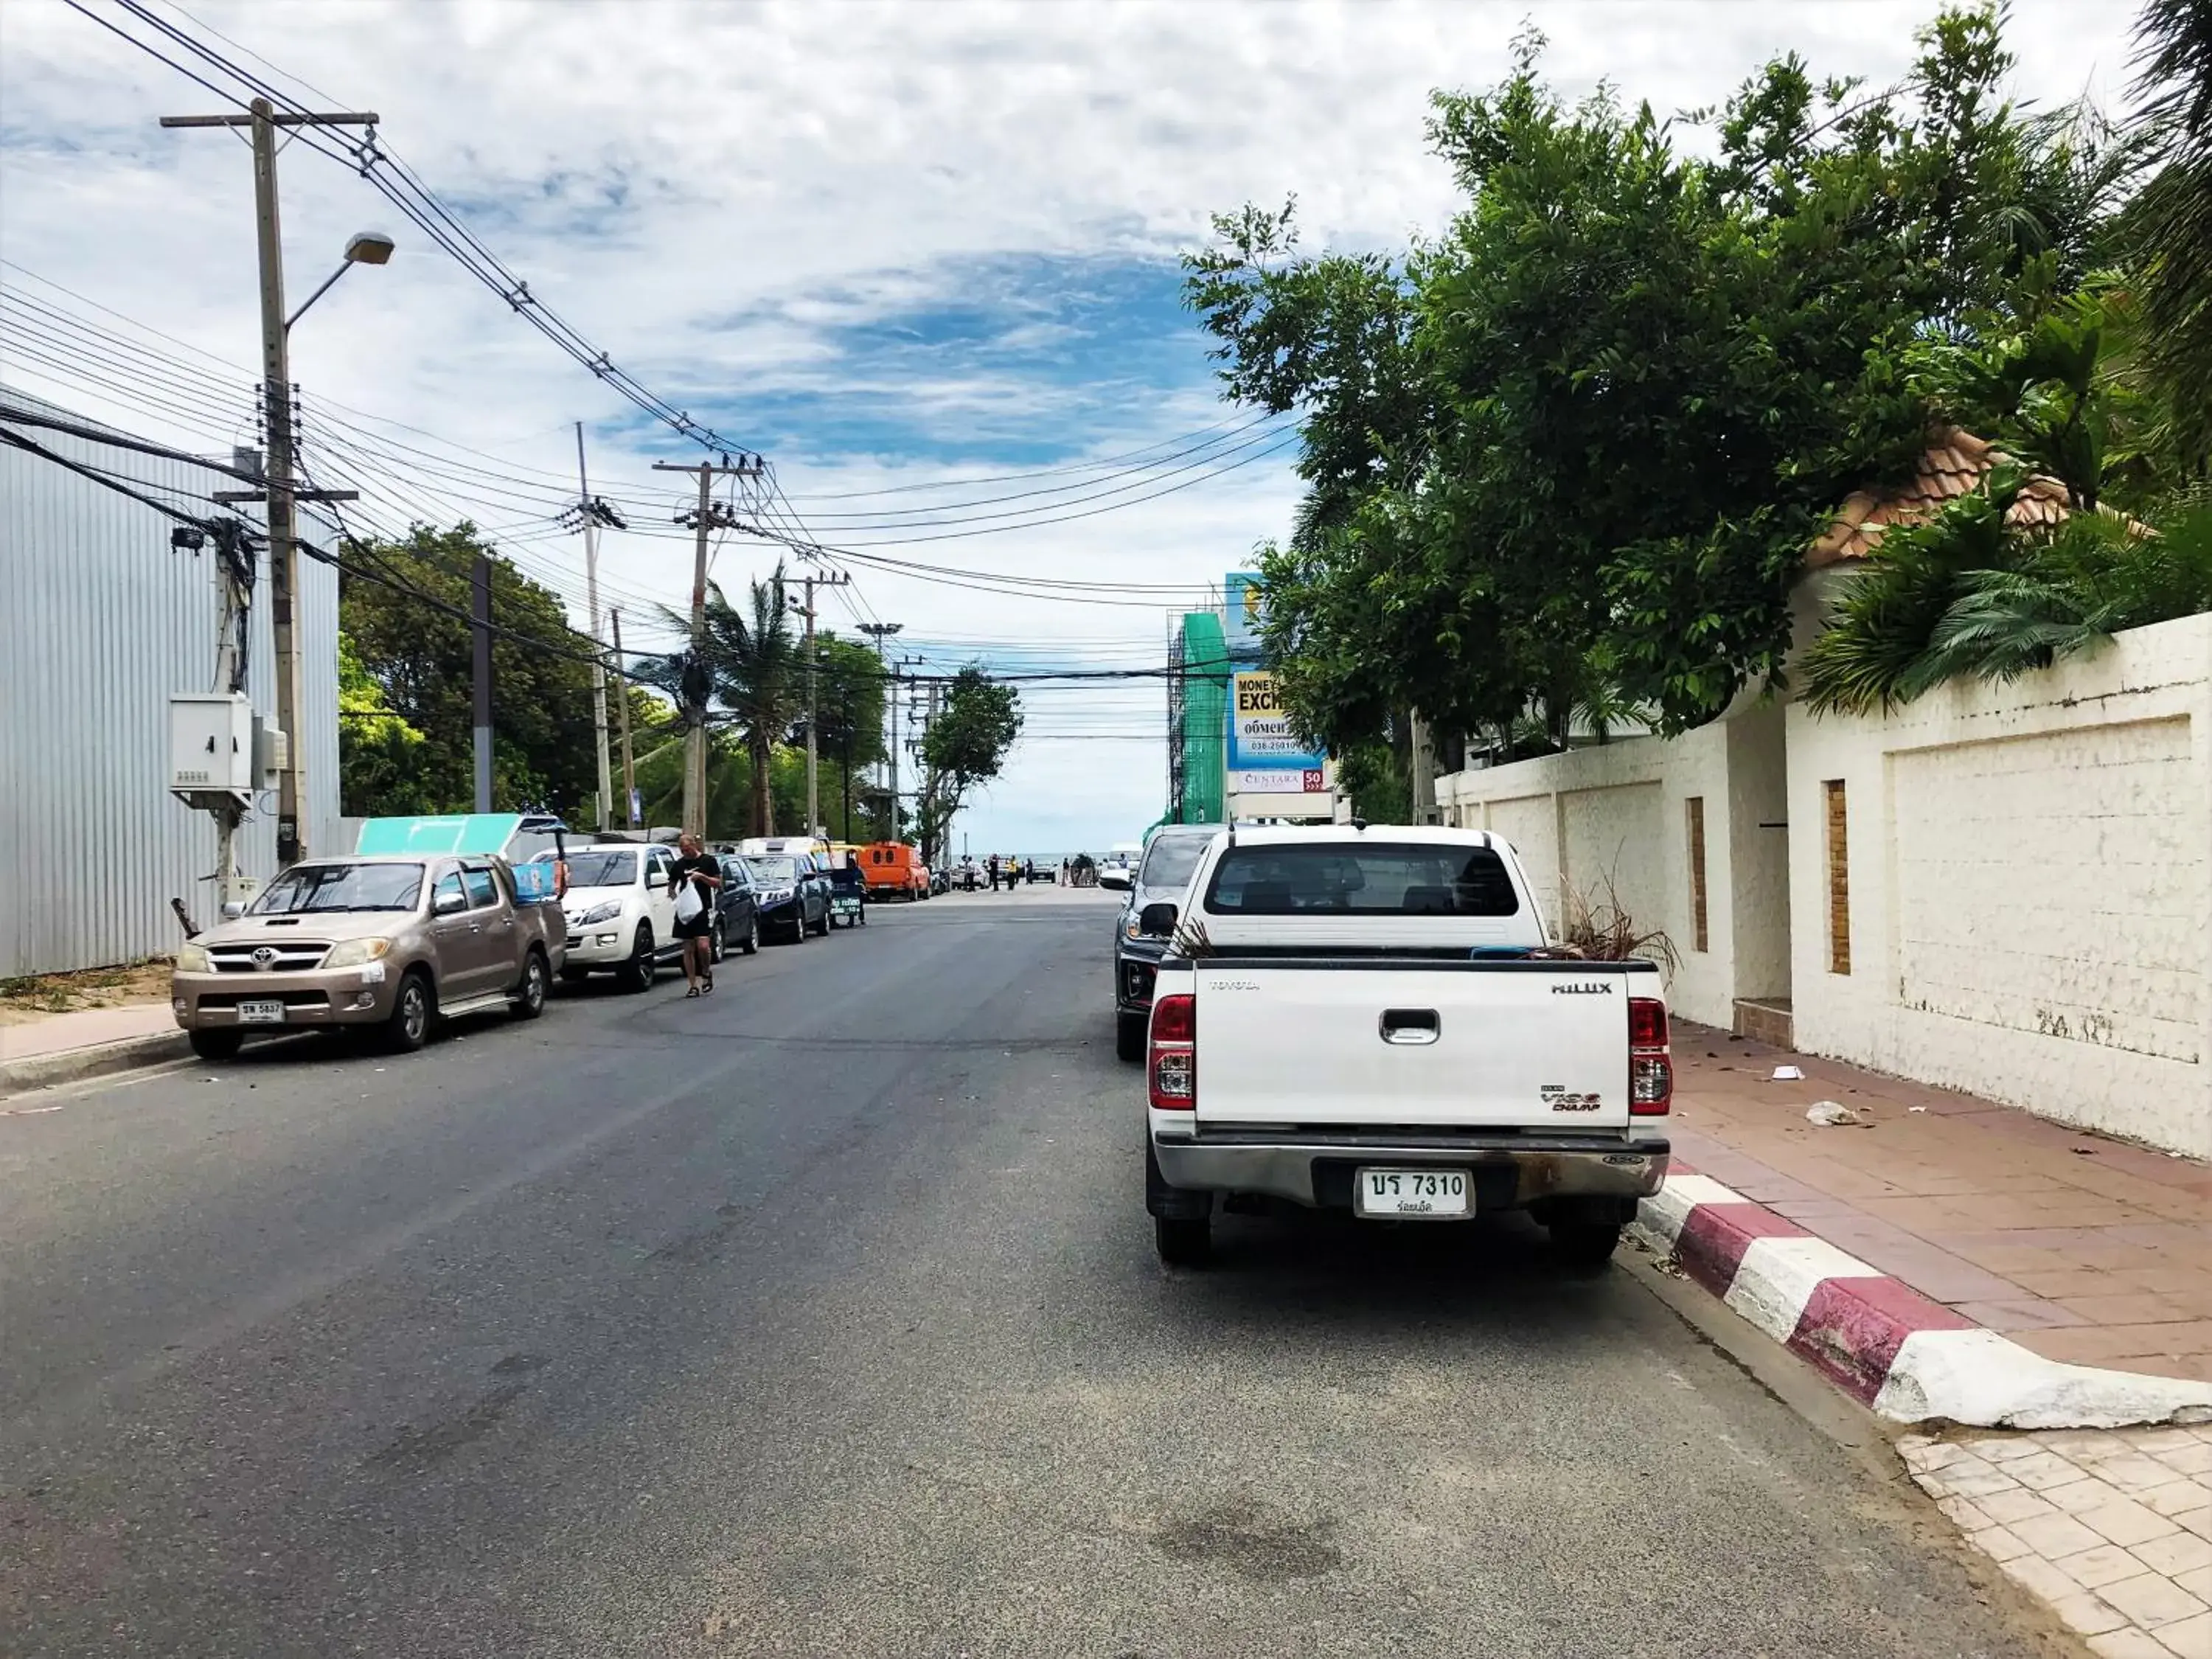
[686,985,700,998]
[702,972,714,993]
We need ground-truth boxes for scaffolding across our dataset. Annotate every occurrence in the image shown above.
[1174,610,1229,824]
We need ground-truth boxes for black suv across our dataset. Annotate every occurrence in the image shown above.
[1111,825,1222,1061]
[712,855,764,959]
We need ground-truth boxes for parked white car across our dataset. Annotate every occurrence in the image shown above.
[535,844,681,991]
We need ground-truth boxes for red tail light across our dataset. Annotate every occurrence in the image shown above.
[1629,995,1671,1116]
[1149,992,1196,1110]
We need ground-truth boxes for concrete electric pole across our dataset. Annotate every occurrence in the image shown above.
[790,570,851,838]
[161,98,380,866]
[611,608,638,828]
[570,424,627,832]
[857,621,902,837]
[651,457,759,838]
[472,554,493,811]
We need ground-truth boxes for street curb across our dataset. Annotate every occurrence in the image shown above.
[1631,1165,2212,1430]
[0,1031,190,1099]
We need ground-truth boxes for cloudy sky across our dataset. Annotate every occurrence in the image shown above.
[0,0,2138,852]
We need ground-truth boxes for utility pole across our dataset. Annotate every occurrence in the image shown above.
[886,662,903,839]
[163,98,379,866]
[858,621,902,837]
[895,655,925,847]
[472,554,493,811]
[571,423,628,832]
[789,569,850,839]
[653,456,758,838]
[611,608,638,828]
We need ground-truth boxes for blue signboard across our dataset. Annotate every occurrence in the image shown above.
[1225,669,1328,783]
[1223,571,1266,660]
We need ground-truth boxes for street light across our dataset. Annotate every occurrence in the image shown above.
[284,229,395,331]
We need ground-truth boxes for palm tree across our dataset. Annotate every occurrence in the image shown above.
[655,566,804,837]
[2128,0,2212,468]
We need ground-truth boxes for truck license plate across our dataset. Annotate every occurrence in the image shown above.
[237,999,286,1025]
[1355,1167,1471,1219]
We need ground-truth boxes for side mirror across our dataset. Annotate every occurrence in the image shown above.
[1098,866,1132,891]
[1138,901,1180,937]
[434,888,467,917]
[220,900,246,921]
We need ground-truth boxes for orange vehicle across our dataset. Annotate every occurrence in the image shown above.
[859,841,931,900]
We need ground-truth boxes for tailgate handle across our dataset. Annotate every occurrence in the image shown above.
[1379,1009,1440,1045]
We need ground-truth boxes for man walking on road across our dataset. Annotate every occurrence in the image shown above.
[669,832,722,998]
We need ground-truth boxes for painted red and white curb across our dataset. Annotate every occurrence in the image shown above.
[1632,1166,2212,1430]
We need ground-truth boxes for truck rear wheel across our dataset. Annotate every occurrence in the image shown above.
[1154,1215,1211,1268]
[1116,1009,1147,1063]
[1548,1220,1621,1272]
[510,948,549,1020]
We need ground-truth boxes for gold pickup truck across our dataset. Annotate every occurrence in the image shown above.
[170,854,568,1060]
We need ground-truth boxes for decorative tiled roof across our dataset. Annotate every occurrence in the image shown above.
[1807,428,2074,567]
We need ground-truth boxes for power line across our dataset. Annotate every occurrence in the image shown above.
[79,0,764,463]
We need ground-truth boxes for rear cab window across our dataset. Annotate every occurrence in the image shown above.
[462,865,500,909]
[1202,842,1521,917]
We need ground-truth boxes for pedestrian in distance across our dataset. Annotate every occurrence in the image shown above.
[988,853,1001,892]
[669,832,722,998]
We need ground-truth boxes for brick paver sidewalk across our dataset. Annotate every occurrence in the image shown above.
[1669,1023,2212,1385]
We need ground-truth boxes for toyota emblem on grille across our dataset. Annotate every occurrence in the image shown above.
[251,947,279,969]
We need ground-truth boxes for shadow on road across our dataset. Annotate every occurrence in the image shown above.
[1133,1207,1628,1343]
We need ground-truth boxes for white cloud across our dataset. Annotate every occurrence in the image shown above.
[0,0,2140,851]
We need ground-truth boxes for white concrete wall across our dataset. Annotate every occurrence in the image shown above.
[1787,611,2212,1158]
[1438,717,1754,1028]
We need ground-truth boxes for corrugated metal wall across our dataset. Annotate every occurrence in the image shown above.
[1,389,341,976]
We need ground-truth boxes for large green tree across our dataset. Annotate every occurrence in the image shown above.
[339,524,599,816]
[801,633,888,841]
[1185,7,2133,764]
[914,667,1021,866]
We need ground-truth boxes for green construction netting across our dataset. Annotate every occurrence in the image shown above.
[1178,611,1228,824]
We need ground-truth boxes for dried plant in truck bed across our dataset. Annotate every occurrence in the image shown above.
[1556,877,1679,973]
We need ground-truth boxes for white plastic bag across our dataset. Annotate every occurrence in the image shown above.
[674,880,703,924]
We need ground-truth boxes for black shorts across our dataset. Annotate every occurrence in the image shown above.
[673,909,714,940]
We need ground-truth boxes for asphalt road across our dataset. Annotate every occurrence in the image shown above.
[1,889,2067,1658]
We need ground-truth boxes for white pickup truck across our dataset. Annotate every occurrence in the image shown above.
[1140,825,1672,1268]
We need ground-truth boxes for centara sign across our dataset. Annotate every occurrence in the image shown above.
[1227,671,1329,791]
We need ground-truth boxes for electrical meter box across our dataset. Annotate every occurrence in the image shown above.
[252,716,288,785]
[170,692,256,799]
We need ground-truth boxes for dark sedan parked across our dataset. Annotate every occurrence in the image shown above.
[711,855,764,959]
[748,852,831,942]
[1112,824,1222,1061]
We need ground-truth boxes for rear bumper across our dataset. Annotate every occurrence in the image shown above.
[1149,1126,1669,1211]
